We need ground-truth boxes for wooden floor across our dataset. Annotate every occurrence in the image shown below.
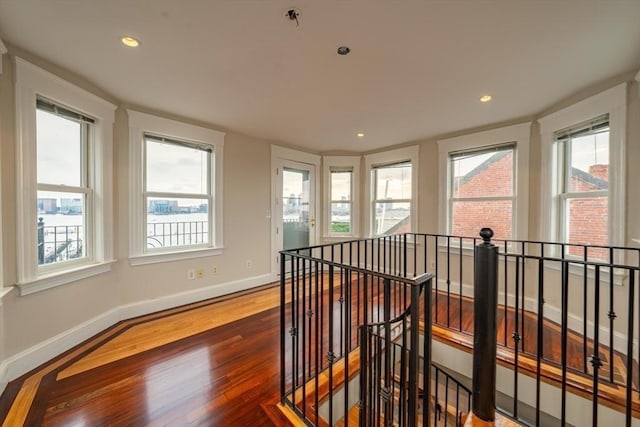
[0,283,289,427]
[0,280,637,426]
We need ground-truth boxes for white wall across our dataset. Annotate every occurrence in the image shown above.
[0,52,276,386]
[0,44,638,396]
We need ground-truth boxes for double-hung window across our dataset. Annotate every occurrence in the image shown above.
[36,99,92,266]
[15,58,115,295]
[438,123,530,244]
[539,83,625,262]
[554,116,609,259]
[364,146,418,237]
[323,155,360,238]
[372,162,412,236]
[448,144,515,241]
[129,110,224,265]
[329,168,353,234]
[144,134,212,250]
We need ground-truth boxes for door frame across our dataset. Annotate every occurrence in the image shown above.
[270,145,321,279]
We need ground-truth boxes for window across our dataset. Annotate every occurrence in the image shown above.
[15,58,115,295]
[144,135,212,250]
[539,83,626,260]
[372,162,412,235]
[555,116,609,259]
[129,111,224,265]
[323,156,360,238]
[329,168,352,233]
[364,146,418,237]
[438,123,530,243]
[36,99,91,266]
[448,144,515,241]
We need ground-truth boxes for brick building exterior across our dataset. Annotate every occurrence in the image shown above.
[451,151,608,254]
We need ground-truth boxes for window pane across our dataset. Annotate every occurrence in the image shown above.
[146,139,209,194]
[452,150,513,198]
[375,164,411,200]
[564,196,608,260]
[331,202,351,233]
[569,130,609,192]
[147,197,209,248]
[37,109,83,186]
[374,202,410,235]
[451,199,512,240]
[331,171,351,201]
[37,190,85,265]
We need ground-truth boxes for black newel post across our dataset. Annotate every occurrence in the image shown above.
[472,228,498,422]
[38,217,45,265]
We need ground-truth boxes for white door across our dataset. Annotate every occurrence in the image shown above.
[273,159,317,276]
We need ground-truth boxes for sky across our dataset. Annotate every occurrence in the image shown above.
[37,109,209,208]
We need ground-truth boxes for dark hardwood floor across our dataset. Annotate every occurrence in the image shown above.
[0,284,288,426]
[0,278,637,426]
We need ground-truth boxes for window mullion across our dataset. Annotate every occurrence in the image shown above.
[37,183,89,194]
[450,196,514,203]
[145,191,208,199]
[559,190,608,199]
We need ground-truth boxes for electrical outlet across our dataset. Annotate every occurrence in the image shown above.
[212,265,218,274]
[196,269,205,279]
[187,269,195,280]
[246,260,252,269]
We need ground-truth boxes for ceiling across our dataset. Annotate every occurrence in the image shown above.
[1,0,639,153]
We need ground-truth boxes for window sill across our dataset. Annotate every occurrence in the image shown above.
[129,247,224,266]
[323,235,359,242]
[16,260,116,296]
[0,286,14,306]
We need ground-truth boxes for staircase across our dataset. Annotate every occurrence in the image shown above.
[279,232,640,426]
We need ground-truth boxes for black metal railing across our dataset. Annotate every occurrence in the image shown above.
[280,231,640,426]
[280,235,434,426]
[417,232,640,426]
[358,275,431,426]
[146,221,208,248]
[37,218,83,265]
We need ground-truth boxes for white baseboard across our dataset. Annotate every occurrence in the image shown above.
[118,273,272,320]
[0,359,7,395]
[1,306,120,389]
[0,273,272,395]
[436,278,639,358]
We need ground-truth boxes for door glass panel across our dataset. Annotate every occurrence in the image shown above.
[283,168,310,250]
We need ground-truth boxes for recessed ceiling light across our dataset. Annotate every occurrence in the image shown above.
[121,36,140,47]
[480,95,492,103]
[356,132,365,138]
[337,46,351,55]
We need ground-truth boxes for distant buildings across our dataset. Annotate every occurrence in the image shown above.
[38,198,206,215]
[38,198,57,214]
[147,199,207,214]
[60,198,83,214]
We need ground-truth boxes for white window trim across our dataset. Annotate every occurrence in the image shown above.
[538,84,626,251]
[0,37,7,75]
[128,110,225,266]
[0,42,5,288]
[323,155,360,239]
[437,122,531,242]
[15,58,116,295]
[364,145,419,237]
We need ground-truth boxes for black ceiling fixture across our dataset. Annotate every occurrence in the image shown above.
[286,8,300,26]
[337,46,351,55]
